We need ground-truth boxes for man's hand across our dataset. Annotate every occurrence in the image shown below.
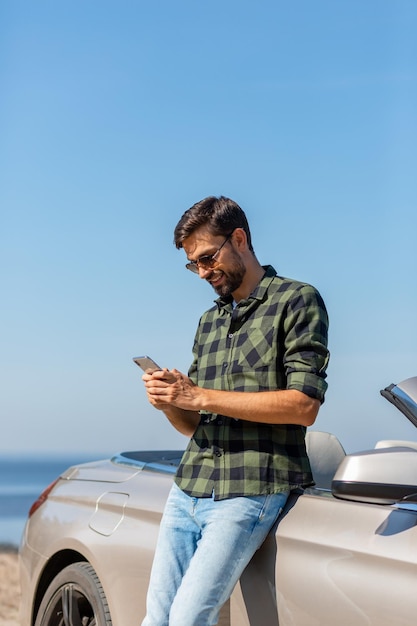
[143,369,199,410]
[142,369,201,437]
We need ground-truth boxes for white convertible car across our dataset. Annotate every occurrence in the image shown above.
[19,377,417,626]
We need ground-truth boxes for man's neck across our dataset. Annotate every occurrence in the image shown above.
[232,259,265,302]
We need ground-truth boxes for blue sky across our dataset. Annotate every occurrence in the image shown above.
[1,1,416,457]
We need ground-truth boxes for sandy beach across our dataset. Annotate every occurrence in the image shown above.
[0,547,20,626]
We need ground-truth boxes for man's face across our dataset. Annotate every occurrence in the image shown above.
[182,227,246,298]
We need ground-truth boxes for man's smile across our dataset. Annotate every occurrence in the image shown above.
[208,270,224,286]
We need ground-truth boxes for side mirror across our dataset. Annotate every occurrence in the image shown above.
[332,447,417,505]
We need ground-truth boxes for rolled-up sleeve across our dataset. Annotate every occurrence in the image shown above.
[283,285,329,403]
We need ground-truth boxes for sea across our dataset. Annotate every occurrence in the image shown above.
[0,454,102,548]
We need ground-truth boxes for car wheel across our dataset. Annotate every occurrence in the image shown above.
[34,562,112,626]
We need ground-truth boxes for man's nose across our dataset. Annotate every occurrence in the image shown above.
[198,265,212,279]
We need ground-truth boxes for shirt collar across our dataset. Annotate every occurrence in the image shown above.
[215,265,277,311]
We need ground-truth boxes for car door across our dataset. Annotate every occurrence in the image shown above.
[275,491,417,626]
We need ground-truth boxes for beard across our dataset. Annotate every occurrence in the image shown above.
[208,252,246,298]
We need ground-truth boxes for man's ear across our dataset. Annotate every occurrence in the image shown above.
[232,227,248,251]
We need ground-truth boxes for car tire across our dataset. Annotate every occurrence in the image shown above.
[34,561,112,626]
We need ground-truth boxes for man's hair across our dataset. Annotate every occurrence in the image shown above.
[174,196,254,252]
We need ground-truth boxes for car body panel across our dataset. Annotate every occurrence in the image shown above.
[273,492,417,625]
[21,465,174,625]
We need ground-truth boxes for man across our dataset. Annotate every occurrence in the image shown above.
[141,196,329,626]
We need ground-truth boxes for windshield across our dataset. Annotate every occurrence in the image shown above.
[381,377,417,428]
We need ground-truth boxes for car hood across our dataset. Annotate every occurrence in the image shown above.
[381,376,417,428]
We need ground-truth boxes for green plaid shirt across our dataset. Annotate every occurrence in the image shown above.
[175,265,329,500]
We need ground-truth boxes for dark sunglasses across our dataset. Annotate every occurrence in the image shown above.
[185,232,234,274]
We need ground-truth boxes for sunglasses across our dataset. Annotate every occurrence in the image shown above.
[185,232,234,274]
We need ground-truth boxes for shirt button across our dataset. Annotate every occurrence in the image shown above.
[228,333,234,338]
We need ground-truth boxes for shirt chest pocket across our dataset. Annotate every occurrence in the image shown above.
[235,328,275,370]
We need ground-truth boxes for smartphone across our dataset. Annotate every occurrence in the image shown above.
[133,355,162,373]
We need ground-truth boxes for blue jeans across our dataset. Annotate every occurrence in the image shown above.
[141,482,289,626]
